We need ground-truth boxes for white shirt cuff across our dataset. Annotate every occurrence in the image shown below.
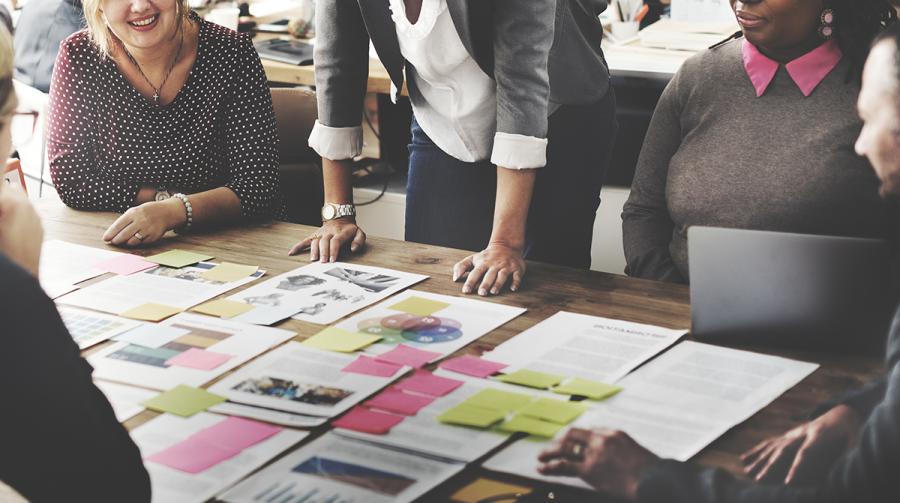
[308,121,363,160]
[490,132,548,170]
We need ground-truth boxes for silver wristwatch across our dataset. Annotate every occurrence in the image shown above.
[154,187,172,202]
[321,203,356,221]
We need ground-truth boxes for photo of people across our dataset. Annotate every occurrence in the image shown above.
[312,289,364,303]
[277,274,327,292]
[324,267,401,293]
[295,303,327,316]
[146,266,224,285]
[232,377,354,406]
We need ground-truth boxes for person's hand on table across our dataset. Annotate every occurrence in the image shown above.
[0,183,43,276]
[288,218,366,263]
[741,404,861,485]
[103,199,186,247]
[538,428,659,501]
[453,242,525,296]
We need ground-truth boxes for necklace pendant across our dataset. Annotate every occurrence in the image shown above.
[152,91,160,105]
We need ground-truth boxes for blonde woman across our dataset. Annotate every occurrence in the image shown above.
[0,26,151,501]
[48,0,285,247]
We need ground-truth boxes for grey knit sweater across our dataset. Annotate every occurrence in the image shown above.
[622,39,890,283]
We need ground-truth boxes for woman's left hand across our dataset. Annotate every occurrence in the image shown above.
[103,199,185,247]
[538,428,659,502]
[452,242,526,295]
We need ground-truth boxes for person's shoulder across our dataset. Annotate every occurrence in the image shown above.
[58,29,98,61]
[679,37,742,79]
[0,253,45,304]
[198,15,255,57]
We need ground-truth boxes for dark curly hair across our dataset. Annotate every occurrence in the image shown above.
[829,0,897,80]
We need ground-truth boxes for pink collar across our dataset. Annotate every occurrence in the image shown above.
[742,39,842,97]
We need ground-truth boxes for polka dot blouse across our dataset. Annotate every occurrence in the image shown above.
[48,15,286,220]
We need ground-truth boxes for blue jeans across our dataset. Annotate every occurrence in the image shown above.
[405,88,617,269]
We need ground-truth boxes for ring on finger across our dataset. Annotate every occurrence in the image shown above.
[134,232,145,241]
[569,441,585,460]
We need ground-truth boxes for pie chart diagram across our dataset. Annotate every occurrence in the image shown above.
[357,313,463,344]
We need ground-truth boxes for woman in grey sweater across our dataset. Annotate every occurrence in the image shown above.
[623,0,896,283]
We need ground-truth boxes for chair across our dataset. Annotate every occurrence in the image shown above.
[2,159,27,193]
[269,86,324,225]
[12,80,50,197]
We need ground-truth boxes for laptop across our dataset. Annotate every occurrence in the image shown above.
[688,226,895,348]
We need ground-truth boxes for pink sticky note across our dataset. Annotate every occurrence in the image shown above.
[96,254,157,275]
[191,416,282,451]
[165,348,233,371]
[342,355,403,378]
[332,406,405,435]
[438,355,508,378]
[146,437,240,474]
[395,370,464,397]
[366,389,436,416]
[375,344,442,368]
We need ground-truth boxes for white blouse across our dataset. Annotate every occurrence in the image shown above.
[308,0,547,170]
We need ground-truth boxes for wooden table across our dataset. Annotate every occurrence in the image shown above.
[36,200,883,502]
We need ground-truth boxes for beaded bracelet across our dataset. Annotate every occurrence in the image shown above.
[173,193,193,231]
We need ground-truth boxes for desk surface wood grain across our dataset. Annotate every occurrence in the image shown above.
[35,199,883,502]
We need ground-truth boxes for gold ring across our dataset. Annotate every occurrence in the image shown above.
[134,232,145,241]
[571,442,584,459]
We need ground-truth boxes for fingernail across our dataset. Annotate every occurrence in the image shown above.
[491,289,498,295]
[511,286,518,292]
[478,289,487,296]
[452,274,458,282]
[463,286,471,294]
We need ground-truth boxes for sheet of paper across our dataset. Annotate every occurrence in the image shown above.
[146,436,240,474]
[219,433,463,503]
[439,355,509,378]
[89,312,295,390]
[142,385,227,417]
[190,416,282,451]
[146,250,214,268]
[333,406,406,434]
[302,326,382,352]
[133,412,307,503]
[366,389,436,416]
[451,478,533,503]
[191,299,255,318]
[394,370,464,397]
[39,240,123,296]
[208,402,329,428]
[483,341,819,487]
[376,344,442,368]
[96,254,158,275]
[208,342,403,418]
[201,262,259,282]
[57,262,264,315]
[342,355,404,377]
[94,380,157,423]
[496,369,564,389]
[337,290,526,360]
[114,324,190,349]
[485,312,686,383]
[228,261,428,325]
[57,306,144,349]
[165,348,234,371]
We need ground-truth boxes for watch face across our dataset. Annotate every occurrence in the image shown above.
[155,190,171,202]
[322,205,336,220]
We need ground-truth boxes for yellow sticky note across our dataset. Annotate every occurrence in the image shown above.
[438,403,506,428]
[191,299,255,318]
[389,296,451,316]
[200,262,259,282]
[519,398,588,425]
[141,385,226,417]
[146,250,214,268]
[302,327,382,353]
[552,378,623,400]
[451,478,533,503]
[496,369,564,389]
[464,389,533,412]
[499,415,563,438]
[119,303,183,322]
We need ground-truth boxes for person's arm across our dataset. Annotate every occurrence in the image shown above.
[453,0,556,295]
[47,38,142,212]
[289,0,369,261]
[0,254,151,502]
[621,63,688,283]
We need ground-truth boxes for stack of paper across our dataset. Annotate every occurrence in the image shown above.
[639,19,740,52]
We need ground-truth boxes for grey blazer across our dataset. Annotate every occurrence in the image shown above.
[314,0,611,140]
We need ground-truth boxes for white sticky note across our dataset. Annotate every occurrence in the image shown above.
[114,325,190,349]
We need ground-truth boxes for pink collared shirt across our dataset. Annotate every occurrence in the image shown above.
[742,38,843,98]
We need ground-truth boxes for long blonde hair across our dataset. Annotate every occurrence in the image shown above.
[0,24,15,118]
[81,0,190,58]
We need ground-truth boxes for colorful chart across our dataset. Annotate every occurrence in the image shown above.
[356,313,464,345]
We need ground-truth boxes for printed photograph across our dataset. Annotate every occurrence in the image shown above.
[294,302,328,316]
[312,289,364,303]
[324,267,400,293]
[277,274,327,292]
[146,266,225,285]
[242,292,286,307]
[232,377,354,406]
[292,456,416,496]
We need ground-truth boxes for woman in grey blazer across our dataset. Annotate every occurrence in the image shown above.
[289,0,616,295]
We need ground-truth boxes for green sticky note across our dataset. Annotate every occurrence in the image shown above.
[200,262,259,282]
[389,296,451,316]
[302,327,382,353]
[499,415,564,438]
[518,398,588,425]
[464,389,533,412]
[438,403,507,428]
[496,369,564,389]
[146,250,214,268]
[141,385,226,417]
[552,378,623,400]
